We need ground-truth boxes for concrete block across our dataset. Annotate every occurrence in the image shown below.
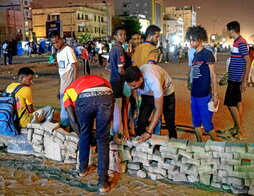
[127,169,138,176]
[223,176,244,186]
[181,157,201,166]
[137,170,147,178]
[54,136,65,145]
[173,174,187,182]
[136,140,150,151]
[222,184,231,190]
[147,145,155,154]
[27,123,42,130]
[123,139,133,148]
[225,142,247,153]
[120,147,132,161]
[33,152,43,158]
[146,167,167,177]
[234,165,254,172]
[20,127,28,134]
[168,138,188,149]
[248,144,254,153]
[167,166,180,175]
[212,152,233,159]
[168,174,174,180]
[158,159,175,170]
[230,185,249,195]
[211,182,221,189]
[205,140,226,152]
[131,148,148,160]
[197,165,213,175]
[33,128,44,136]
[221,158,241,165]
[213,164,233,172]
[187,175,199,183]
[65,150,77,159]
[172,159,190,171]
[132,156,151,167]
[234,152,254,160]
[193,152,213,159]
[160,146,178,154]
[212,174,222,183]
[27,128,33,142]
[109,141,123,151]
[64,140,78,150]
[200,158,220,165]
[199,174,211,186]
[147,151,164,163]
[41,121,60,134]
[178,149,193,159]
[44,137,64,161]
[186,141,206,153]
[64,158,76,164]
[245,179,254,186]
[32,144,43,153]
[150,135,169,146]
[185,165,199,177]
[161,152,181,161]
[53,128,68,142]
[66,132,79,144]
[148,172,157,181]
[127,162,141,170]
[33,133,43,141]
[32,138,43,145]
[131,137,140,147]
[248,185,254,195]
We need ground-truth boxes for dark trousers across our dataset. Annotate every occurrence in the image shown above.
[83,59,90,75]
[98,54,103,66]
[75,94,113,187]
[136,93,177,138]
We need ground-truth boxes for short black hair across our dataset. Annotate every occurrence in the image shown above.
[49,31,61,39]
[227,21,240,33]
[124,66,142,83]
[18,67,34,77]
[131,32,141,37]
[185,26,208,42]
[113,26,125,36]
[145,25,161,39]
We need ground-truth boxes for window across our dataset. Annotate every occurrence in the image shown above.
[24,0,28,6]
[77,13,80,19]
[85,15,88,20]
[94,15,96,21]
[136,3,139,7]
[101,17,104,22]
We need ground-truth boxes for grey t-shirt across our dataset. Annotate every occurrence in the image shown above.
[123,64,174,98]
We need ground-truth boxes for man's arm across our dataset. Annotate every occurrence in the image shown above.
[187,66,191,90]
[65,105,80,135]
[137,96,163,143]
[208,63,219,107]
[241,55,251,92]
[27,104,35,113]
[122,95,130,140]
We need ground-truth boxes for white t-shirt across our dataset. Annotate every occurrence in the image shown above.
[97,43,103,54]
[57,45,77,93]
[124,64,174,98]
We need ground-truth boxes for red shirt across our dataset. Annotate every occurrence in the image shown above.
[81,48,89,60]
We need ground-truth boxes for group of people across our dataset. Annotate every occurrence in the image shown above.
[3,20,251,193]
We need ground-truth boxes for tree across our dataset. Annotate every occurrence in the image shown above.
[79,33,92,44]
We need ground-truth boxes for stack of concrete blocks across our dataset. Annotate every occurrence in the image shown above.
[119,135,254,195]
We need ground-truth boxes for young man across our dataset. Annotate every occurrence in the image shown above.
[185,26,220,142]
[109,26,131,136]
[131,25,161,66]
[5,67,54,128]
[223,21,251,140]
[63,75,113,193]
[122,65,177,142]
[50,31,78,129]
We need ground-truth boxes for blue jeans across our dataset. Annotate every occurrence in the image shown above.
[60,93,70,127]
[75,94,113,187]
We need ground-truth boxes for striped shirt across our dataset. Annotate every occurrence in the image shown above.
[228,36,249,82]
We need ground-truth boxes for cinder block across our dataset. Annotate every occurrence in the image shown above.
[148,172,157,181]
[147,145,155,155]
[131,148,148,160]
[160,146,178,154]
[223,176,244,186]
[167,166,180,175]
[127,162,141,170]
[41,121,60,134]
[185,165,198,177]
[64,140,78,150]
[212,174,222,183]
[33,133,43,141]
[132,156,150,167]
[168,138,188,149]
[248,185,254,195]
[248,144,254,153]
[212,152,233,159]
[221,158,241,166]
[161,152,180,161]
[173,174,187,182]
[64,158,76,164]
[225,142,247,153]
[213,164,233,172]
[172,159,191,173]
[136,141,150,152]
[205,140,226,152]
[186,141,206,153]
[147,151,164,163]
[137,170,147,178]
[200,158,220,165]
[199,174,211,186]
[222,184,231,190]
[33,128,44,136]
[234,152,254,160]
[211,182,221,189]
[54,136,65,145]
[33,152,43,157]
[27,128,34,142]
[245,179,254,186]
[168,174,174,180]
[230,185,249,195]
[123,139,133,148]
[156,174,164,180]
[234,165,254,172]
[187,175,199,183]
[127,169,138,176]
[66,132,79,144]
[158,159,175,170]
[181,157,201,166]
[32,144,43,153]
[178,149,193,159]
[27,123,42,130]
[120,147,132,161]
[53,128,68,142]
[32,138,43,145]
[44,138,63,161]
[197,165,213,175]
[193,152,213,159]
[150,135,169,146]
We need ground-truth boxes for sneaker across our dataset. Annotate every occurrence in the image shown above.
[99,184,110,193]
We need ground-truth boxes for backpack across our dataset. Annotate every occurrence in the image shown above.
[0,84,24,136]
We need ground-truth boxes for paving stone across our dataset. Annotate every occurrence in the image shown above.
[193,152,213,159]
[33,128,44,136]
[32,138,43,145]
[136,141,150,151]
[212,174,222,183]
[248,144,254,153]
[181,157,201,166]
[221,158,241,165]
[222,176,244,186]
[234,152,254,160]
[168,138,188,149]
[212,152,233,159]
[185,165,198,177]
[147,145,155,155]
[64,140,78,150]
[160,146,178,154]
[187,175,199,183]
[127,162,141,170]
[66,132,79,144]
[200,158,220,165]
[197,165,213,175]
[172,159,191,172]
[213,164,233,172]
[44,137,64,161]
[199,174,211,186]
[131,148,148,160]
[173,174,187,182]
[211,182,221,189]
[150,135,169,146]
[147,151,164,163]
[158,159,175,170]
[132,156,151,167]
[230,185,249,195]
[225,142,247,153]
[27,123,42,130]
[41,121,60,134]
[145,166,167,177]
[53,128,68,142]
[205,140,226,152]
[186,141,206,153]
[161,152,181,161]
[137,170,147,178]
[178,149,193,159]
[32,133,43,141]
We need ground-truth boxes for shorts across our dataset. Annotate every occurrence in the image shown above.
[224,80,242,107]
[191,95,214,132]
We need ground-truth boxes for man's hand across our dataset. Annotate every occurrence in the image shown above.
[136,132,152,143]
[240,81,248,93]
[122,129,130,141]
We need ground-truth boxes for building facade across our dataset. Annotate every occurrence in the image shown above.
[163,18,184,44]
[32,5,109,40]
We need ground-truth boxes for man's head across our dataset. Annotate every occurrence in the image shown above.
[18,67,34,86]
[131,32,142,48]
[185,26,207,49]
[124,66,143,90]
[227,21,240,39]
[145,25,161,45]
[49,31,64,50]
[113,26,126,44]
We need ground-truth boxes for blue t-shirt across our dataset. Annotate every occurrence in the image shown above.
[191,48,215,97]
